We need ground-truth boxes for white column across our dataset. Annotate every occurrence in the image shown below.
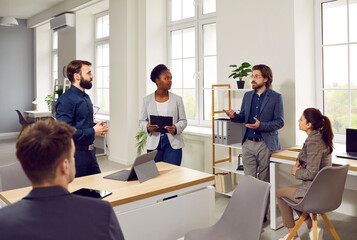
[58,26,76,81]
[34,26,52,111]
[109,0,145,164]
[76,13,95,99]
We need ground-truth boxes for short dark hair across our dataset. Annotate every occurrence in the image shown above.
[16,119,75,184]
[66,60,92,83]
[252,64,273,88]
[150,64,169,84]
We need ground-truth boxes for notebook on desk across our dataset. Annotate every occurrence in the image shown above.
[336,128,357,160]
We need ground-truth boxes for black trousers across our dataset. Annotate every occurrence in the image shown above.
[74,148,101,177]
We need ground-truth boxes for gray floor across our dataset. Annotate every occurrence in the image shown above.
[1,137,357,239]
[0,137,126,172]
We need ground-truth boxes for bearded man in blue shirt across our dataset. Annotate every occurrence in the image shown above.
[56,60,109,177]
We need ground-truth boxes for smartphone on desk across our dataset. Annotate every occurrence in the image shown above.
[72,188,112,199]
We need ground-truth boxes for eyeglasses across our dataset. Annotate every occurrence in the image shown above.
[251,74,263,79]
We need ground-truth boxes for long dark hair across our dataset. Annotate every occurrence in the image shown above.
[303,108,334,154]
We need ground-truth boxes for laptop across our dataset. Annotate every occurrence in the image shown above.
[104,150,158,182]
[336,128,357,160]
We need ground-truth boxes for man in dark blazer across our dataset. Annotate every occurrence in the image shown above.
[224,64,284,183]
[0,119,124,240]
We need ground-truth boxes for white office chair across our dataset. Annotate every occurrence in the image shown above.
[0,162,31,192]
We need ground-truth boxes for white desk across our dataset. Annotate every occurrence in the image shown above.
[0,162,215,240]
[269,150,357,230]
[24,110,52,120]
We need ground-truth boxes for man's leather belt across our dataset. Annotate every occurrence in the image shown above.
[75,144,95,151]
[247,137,264,142]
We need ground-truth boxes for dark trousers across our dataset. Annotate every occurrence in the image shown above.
[148,134,182,166]
[74,148,101,177]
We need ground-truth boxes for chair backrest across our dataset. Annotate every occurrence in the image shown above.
[214,176,271,240]
[15,110,28,125]
[0,162,31,192]
[296,164,349,214]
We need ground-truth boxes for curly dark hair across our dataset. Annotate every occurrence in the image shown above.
[150,64,170,84]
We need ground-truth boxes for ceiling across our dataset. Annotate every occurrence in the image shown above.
[0,0,66,19]
[0,0,108,20]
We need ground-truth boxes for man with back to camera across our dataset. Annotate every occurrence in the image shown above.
[0,119,124,240]
[224,64,284,220]
[56,60,108,177]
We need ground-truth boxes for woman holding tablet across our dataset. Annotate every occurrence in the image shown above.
[139,64,187,166]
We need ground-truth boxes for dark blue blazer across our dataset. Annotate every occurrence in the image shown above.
[0,186,124,240]
[232,88,284,151]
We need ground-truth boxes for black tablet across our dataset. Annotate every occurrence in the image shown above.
[72,188,112,199]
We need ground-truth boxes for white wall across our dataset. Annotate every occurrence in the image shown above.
[128,0,315,173]
[58,27,76,81]
[145,0,167,95]
[217,0,296,150]
[34,24,52,111]
[76,12,95,100]
[294,0,316,144]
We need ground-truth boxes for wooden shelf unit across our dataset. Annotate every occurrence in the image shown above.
[212,84,252,195]
[212,84,232,175]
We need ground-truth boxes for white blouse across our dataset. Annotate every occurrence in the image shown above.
[156,100,169,116]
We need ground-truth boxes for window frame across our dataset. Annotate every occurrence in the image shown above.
[315,0,357,143]
[167,0,216,127]
[94,11,110,116]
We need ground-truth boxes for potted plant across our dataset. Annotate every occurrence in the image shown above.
[135,129,148,155]
[45,94,53,111]
[228,62,252,89]
[55,88,63,97]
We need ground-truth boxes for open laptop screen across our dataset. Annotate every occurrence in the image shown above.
[346,128,357,153]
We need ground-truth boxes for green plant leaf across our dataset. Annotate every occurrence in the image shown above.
[228,73,236,78]
[135,129,148,155]
[55,88,63,95]
[241,62,251,68]
[228,64,237,68]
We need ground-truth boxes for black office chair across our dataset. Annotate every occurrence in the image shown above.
[15,110,34,139]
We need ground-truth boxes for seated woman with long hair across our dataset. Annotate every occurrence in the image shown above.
[277,108,334,240]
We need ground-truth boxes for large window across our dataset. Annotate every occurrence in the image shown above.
[317,0,357,138]
[95,12,110,115]
[168,0,216,125]
[52,31,58,89]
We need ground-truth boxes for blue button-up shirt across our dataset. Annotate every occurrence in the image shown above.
[56,85,95,145]
[246,90,266,139]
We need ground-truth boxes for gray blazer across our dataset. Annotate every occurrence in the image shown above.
[0,186,124,240]
[294,130,332,198]
[232,88,284,151]
[139,92,187,150]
